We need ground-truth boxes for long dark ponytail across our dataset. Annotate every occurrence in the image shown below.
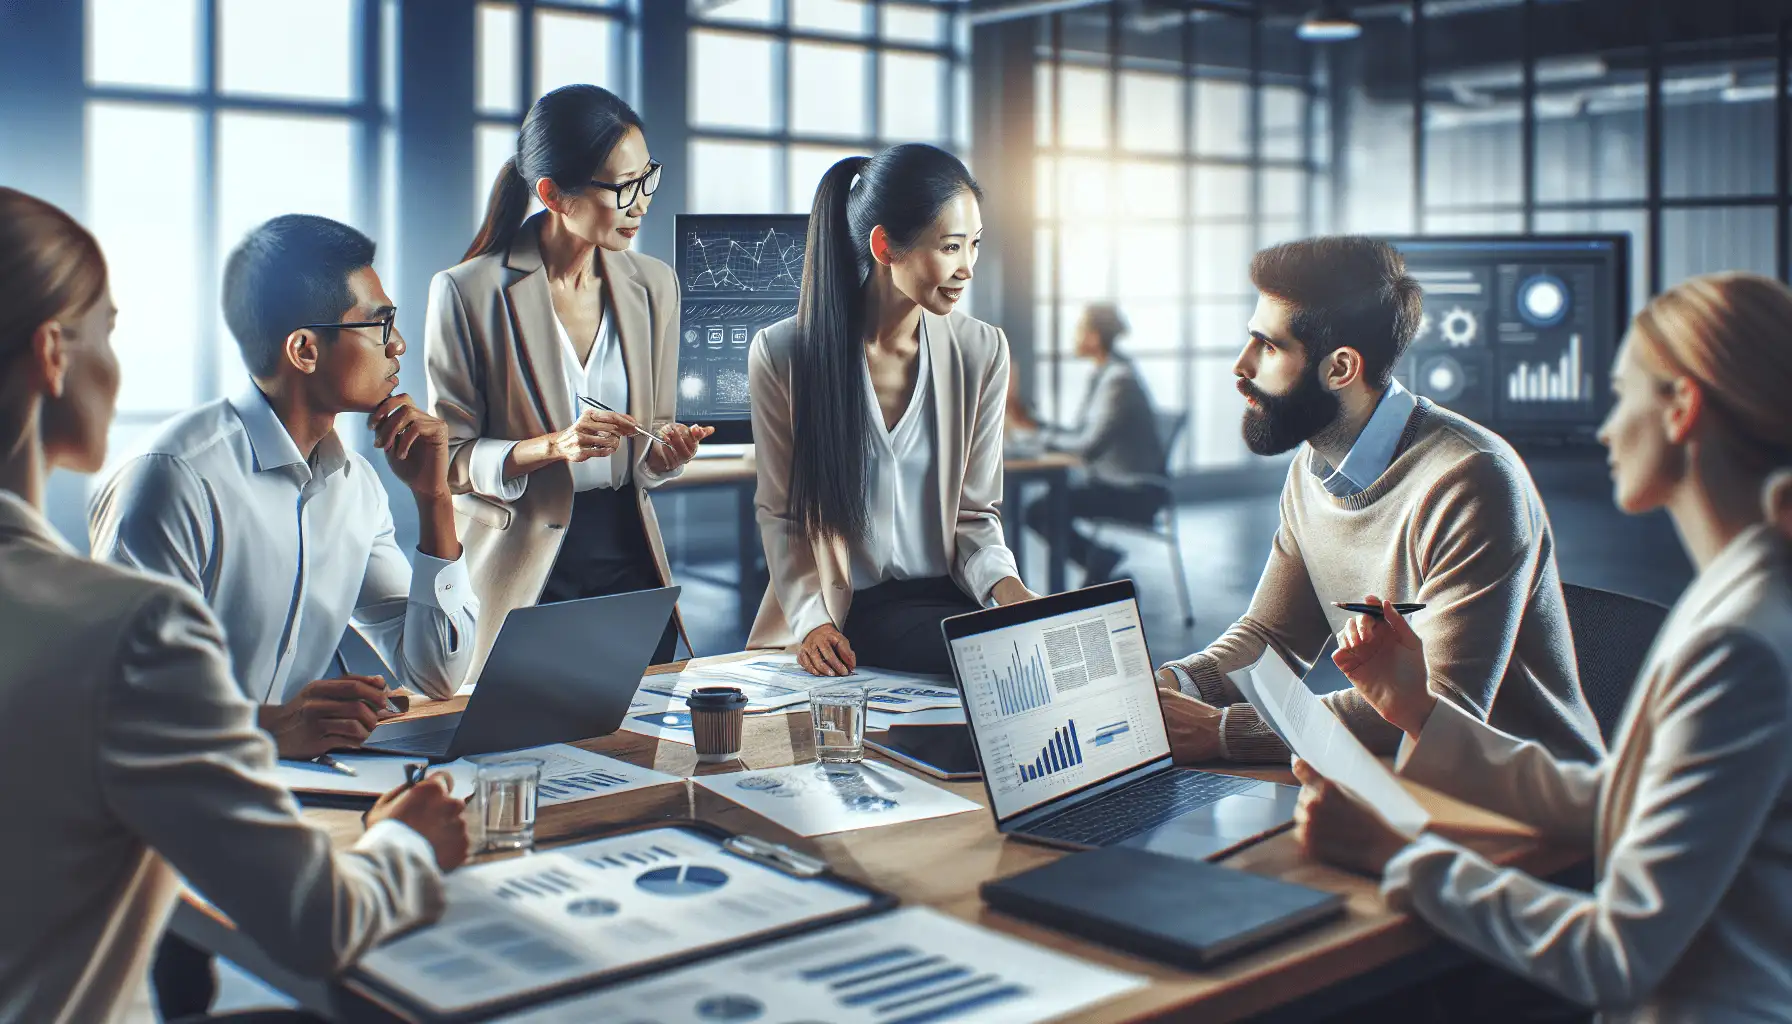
[787,143,983,544]
[464,84,645,262]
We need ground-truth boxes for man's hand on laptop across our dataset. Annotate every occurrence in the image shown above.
[1159,689,1224,764]
[259,674,391,759]
[367,772,471,871]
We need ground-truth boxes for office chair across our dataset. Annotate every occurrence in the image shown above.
[1088,410,1195,628]
[1561,582,1670,745]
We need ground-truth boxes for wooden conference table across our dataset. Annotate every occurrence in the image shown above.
[659,452,1079,637]
[172,658,1580,1024]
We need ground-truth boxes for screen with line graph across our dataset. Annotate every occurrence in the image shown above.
[673,214,808,442]
[949,596,1171,820]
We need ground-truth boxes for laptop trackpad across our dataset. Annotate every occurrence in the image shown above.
[1121,783,1299,862]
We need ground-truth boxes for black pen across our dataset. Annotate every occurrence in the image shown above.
[1333,602,1427,618]
[313,753,357,777]
[576,394,671,451]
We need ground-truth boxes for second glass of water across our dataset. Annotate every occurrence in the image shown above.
[474,756,543,853]
[811,683,868,764]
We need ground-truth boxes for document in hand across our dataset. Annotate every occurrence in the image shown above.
[1229,646,1430,837]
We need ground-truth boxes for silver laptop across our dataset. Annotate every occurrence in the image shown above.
[942,580,1297,861]
[362,586,680,762]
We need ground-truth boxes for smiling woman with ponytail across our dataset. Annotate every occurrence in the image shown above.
[426,85,711,677]
[748,144,1034,679]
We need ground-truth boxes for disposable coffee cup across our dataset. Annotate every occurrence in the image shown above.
[687,686,749,763]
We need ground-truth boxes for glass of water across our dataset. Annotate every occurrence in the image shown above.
[811,683,868,764]
[474,757,543,853]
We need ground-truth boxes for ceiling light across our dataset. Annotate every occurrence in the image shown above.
[1298,4,1361,42]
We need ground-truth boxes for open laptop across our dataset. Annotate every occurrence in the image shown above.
[362,586,680,762]
[942,580,1298,861]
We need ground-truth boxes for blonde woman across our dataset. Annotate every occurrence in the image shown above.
[1298,272,1792,1021]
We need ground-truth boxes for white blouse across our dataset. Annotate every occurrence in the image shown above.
[553,306,630,492]
[850,325,949,591]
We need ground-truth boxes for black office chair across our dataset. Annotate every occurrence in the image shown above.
[1087,410,1195,628]
[1561,582,1670,745]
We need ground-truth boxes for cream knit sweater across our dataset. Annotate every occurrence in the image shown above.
[1163,399,1605,763]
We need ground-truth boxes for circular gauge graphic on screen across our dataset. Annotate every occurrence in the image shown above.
[1417,355,1468,403]
[1518,274,1570,327]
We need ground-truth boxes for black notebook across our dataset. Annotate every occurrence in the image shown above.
[981,845,1346,968]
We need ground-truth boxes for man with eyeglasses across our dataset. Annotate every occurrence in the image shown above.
[91,213,478,757]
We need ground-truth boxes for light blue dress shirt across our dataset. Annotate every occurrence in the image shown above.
[1311,379,1418,498]
[89,386,478,703]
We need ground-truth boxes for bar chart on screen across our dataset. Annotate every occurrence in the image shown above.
[1016,720,1083,783]
[994,641,1054,716]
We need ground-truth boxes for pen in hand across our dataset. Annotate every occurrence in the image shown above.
[577,395,671,450]
[1333,601,1427,619]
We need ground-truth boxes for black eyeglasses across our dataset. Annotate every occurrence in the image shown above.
[300,308,395,347]
[589,161,662,210]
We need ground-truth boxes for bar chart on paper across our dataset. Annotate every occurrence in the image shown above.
[1017,721,1083,783]
[994,642,1054,716]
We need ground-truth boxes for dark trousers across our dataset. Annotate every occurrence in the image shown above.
[154,932,217,1020]
[541,485,679,664]
[1023,481,1167,569]
[842,576,982,677]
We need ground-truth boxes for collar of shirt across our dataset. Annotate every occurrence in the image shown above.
[226,384,350,486]
[1312,378,1417,498]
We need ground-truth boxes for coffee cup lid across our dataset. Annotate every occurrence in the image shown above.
[687,686,749,711]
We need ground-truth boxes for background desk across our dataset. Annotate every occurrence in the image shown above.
[660,453,1079,640]
[174,663,1580,1024]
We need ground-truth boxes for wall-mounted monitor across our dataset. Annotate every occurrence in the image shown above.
[1378,234,1630,445]
[673,213,808,445]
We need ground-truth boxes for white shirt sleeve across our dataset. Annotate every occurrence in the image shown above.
[466,438,528,502]
[351,497,480,700]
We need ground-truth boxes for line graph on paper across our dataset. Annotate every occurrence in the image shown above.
[681,227,805,295]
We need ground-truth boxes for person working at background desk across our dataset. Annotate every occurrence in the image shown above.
[91,214,480,758]
[750,144,1035,678]
[1298,272,1792,1023]
[1008,302,1167,585]
[427,85,711,674]
[0,187,468,1024]
[1157,236,1602,764]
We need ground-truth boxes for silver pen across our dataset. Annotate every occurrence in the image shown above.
[577,394,671,450]
[313,753,358,777]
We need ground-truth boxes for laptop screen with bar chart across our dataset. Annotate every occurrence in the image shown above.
[945,585,1173,822]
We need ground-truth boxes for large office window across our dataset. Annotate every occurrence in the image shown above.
[473,1,633,219]
[1034,10,1320,473]
[1347,7,1792,312]
[687,0,967,217]
[84,0,396,471]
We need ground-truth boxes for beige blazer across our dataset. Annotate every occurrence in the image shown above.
[0,492,442,1024]
[746,310,1013,649]
[1386,524,1792,1021]
[425,215,683,678]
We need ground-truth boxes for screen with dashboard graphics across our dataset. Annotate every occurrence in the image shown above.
[673,213,808,444]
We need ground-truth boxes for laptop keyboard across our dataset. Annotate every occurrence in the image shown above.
[1030,770,1263,847]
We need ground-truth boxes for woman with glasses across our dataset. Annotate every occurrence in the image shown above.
[427,85,710,672]
[750,145,1036,679]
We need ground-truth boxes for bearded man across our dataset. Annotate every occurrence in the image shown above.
[1155,236,1603,765]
